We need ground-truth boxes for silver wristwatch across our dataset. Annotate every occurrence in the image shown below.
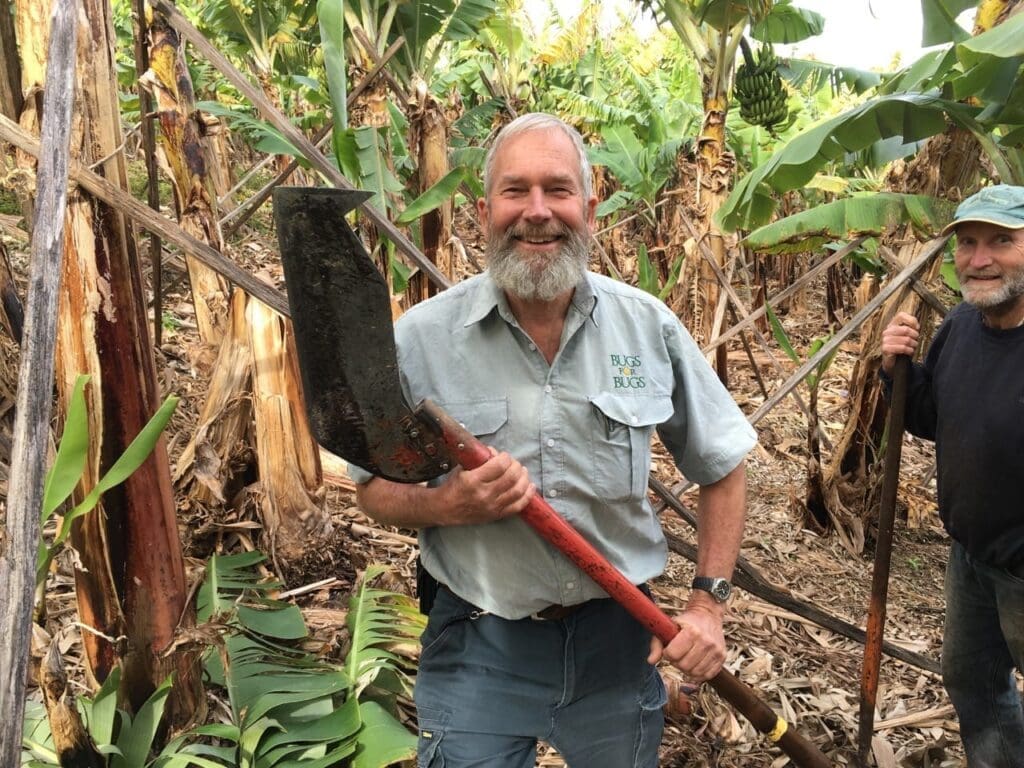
[691,576,732,603]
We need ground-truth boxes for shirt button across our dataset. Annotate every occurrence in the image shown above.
[546,438,555,447]
[547,488,557,498]
[630,415,639,425]
[529,343,536,351]
[544,384,553,393]
[565,581,576,590]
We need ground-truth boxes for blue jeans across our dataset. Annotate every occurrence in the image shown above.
[414,587,666,767]
[943,542,1024,767]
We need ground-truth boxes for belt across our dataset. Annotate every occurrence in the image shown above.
[530,599,597,621]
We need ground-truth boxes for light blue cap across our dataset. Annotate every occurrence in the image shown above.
[941,185,1024,236]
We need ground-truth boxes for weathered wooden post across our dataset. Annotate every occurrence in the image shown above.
[0,0,77,763]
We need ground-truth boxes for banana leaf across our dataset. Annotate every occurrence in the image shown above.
[351,701,416,768]
[318,0,349,171]
[750,0,824,44]
[396,166,468,224]
[920,0,975,46]
[742,193,955,254]
[345,564,425,700]
[716,93,1002,232]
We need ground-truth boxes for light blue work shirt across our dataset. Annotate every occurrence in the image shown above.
[349,271,757,619]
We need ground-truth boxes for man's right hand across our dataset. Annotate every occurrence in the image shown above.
[438,447,535,525]
[880,312,920,374]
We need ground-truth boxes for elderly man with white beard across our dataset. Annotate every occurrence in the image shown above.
[881,185,1024,768]
[349,113,756,768]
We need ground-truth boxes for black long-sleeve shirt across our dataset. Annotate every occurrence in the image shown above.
[886,302,1024,569]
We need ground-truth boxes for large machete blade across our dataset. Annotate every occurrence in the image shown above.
[272,186,451,483]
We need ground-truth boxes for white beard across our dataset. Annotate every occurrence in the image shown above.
[487,222,590,302]
[958,262,1024,311]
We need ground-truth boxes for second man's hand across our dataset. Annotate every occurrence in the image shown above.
[880,311,920,374]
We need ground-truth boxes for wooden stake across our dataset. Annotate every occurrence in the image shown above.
[858,355,910,765]
[0,1,76,762]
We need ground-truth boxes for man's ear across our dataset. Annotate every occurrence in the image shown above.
[586,195,598,231]
[477,196,490,238]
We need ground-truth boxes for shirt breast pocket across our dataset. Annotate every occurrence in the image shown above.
[588,392,674,503]
[436,398,509,442]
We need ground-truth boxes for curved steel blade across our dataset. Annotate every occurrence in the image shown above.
[273,186,449,483]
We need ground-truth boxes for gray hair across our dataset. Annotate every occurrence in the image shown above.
[482,113,593,201]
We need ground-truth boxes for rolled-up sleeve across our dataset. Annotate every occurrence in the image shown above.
[656,321,757,485]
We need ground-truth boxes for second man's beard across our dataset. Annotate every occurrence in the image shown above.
[487,222,591,302]
[958,263,1024,313]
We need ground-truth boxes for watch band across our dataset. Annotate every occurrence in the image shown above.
[691,576,732,603]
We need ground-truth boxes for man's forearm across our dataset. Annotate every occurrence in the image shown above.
[356,477,448,529]
[690,461,747,613]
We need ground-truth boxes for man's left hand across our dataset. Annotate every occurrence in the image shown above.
[647,604,726,682]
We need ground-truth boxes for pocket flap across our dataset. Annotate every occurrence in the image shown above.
[590,392,674,428]
[437,398,509,436]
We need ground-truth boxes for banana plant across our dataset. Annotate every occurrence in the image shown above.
[636,0,824,374]
[23,555,424,767]
[717,10,1024,235]
[36,375,178,591]
[196,552,423,767]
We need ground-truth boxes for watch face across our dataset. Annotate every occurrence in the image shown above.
[711,580,731,601]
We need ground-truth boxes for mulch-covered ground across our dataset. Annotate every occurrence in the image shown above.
[1,185,984,767]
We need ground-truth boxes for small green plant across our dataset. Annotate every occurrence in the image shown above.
[24,555,425,767]
[37,375,179,588]
[636,242,685,303]
[907,556,922,572]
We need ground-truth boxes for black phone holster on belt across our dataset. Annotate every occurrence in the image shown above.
[416,557,440,615]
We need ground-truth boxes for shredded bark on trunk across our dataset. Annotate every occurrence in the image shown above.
[40,642,102,768]
[246,292,333,565]
[141,11,228,346]
[39,0,203,726]
[173,289,254,510]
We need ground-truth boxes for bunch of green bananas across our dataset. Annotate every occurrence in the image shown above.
[733,42,788,131]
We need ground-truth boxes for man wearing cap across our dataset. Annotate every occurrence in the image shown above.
[881,184,1024,767]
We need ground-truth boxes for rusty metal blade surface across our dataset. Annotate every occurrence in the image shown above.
[272,186,449,483]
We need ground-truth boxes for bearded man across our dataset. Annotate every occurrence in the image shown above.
[349,113,756,768]
[881,185,1024,768]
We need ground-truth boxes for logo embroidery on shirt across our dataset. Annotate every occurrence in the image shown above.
[610,354,646,389]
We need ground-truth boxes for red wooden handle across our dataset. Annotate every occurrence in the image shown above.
[416,400,830,768]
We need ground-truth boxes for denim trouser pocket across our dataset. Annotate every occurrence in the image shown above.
[633,666,668,767]
[417,706,449,767]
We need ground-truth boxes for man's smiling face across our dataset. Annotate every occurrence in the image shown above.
[954,221,1024,314]
[478,127,597,302]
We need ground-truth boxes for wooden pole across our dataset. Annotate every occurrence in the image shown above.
[857,354,910,765]
[133,0,164,346]
[0,113,291,317]
[0,1,76,763]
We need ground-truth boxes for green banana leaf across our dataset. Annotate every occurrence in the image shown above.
[742,193,956,253]
[716,93,1001,233]
[37,376,179,586]
[920,0,975,46]
[351,701,417,768]
[396,0,497,74]
[198,101,303,160]
[345,563,425,700]
[41,375,90,518]
[333,126,404,214]
[750,0,824,44]
[765,304,799,364]
[318,0,349,173]
[396,166,468,224]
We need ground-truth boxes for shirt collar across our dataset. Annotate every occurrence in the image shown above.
[463,272,600,328]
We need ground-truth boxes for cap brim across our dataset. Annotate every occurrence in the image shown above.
[941,216,1024,237]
